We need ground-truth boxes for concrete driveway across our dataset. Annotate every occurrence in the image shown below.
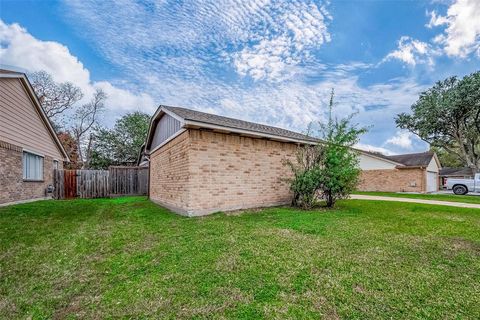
[350,194,480,209]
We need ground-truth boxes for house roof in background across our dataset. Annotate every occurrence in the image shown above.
[159,105,319,144]
[0,68,70,161]
[439,167,477,176]
[358,150,439,168]
[387,151,435,167]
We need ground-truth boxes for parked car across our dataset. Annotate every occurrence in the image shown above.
[446,173,480,195]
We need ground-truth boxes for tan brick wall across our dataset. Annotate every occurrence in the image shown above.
[148,129,298,216]
[187,130,297,215]
[149,131,191,214]
[358,168,425,193]
[0,140,62,204]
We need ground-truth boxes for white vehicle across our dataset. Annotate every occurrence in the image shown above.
[446,173,480,195]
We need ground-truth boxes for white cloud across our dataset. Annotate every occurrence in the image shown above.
[384,131,414,149]
[0,21,91,93]
[355,143,396,156]
[428,0,480,57]
[232,1,331,81]
[0,20,156,124]
[383,36,436,66]
[63,0,331,82]
[58,1,429,152]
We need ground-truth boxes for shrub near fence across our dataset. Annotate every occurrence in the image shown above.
[53,166,148,199]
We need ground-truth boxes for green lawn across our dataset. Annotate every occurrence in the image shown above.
[354,191,480,205]
[1,197,479,319]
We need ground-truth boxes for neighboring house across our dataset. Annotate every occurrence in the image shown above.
[357,151,441,193]
[144,106,317,216]
[439,167,477,188]
[0,68,69,205]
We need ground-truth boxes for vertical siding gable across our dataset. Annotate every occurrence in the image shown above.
[0,78,63,159]
[151,113,182,150]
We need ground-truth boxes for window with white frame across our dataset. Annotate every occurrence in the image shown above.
[53,160,59,170]
[22,151,44,181]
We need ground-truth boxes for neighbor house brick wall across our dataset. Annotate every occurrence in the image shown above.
[358,168,425,193]
[149,130,191,214]
[0,140,62,204]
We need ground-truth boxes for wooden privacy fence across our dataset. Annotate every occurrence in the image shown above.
[53,166,148,199]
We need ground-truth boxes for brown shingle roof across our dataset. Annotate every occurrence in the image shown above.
[439,167,476,176]
[163,106,319,143]
[386,152,434,167]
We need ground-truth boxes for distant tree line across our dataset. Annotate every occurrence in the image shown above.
[30,70,151,170]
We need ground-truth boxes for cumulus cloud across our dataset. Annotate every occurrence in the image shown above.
[384,0,480,66]
[383,36,436,66]
[0,20,156,124]
[428,0,480,57]
[355,143,396,156]
[384,131,414,149]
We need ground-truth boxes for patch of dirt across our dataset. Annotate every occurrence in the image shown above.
[449,238,480,255]
[52,295,85,320]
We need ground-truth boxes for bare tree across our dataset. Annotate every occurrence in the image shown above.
[29,71,83,122]
[72,89,107,169]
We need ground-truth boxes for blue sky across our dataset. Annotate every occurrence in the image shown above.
[1,0,479,154]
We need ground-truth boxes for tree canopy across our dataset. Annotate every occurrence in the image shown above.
[396,71,480,169]
[29,71,83,127]
[89,112,151,169]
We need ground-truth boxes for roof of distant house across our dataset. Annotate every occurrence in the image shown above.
[387,151,436,167]
[358,150,439,168]
[439,167,477,176]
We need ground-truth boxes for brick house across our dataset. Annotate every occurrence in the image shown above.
[357,151,441,193]
[0,68,69,205]
[144,106,441,216]
[144,106,318,216]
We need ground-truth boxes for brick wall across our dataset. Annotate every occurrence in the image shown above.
[0,140,62,204]
[187,130,297,215]
[358,168,425,193]
[149,129,298,216]
[149,131,191,214]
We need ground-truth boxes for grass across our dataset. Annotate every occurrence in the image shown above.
[354,191,480,205]
[1,197,479,319]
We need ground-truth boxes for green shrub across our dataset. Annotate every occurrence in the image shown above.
[286,89,367,209]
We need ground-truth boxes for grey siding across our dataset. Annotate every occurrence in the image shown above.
[151,113,181,150]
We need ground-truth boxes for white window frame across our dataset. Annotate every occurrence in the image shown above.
[22,151,44,181]
[53,159,59,170]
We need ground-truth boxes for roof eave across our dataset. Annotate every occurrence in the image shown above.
[182,119,318,145]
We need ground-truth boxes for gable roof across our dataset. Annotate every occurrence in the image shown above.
[0,68,70,161]
[146,105,319,149]
[357,149,440,168]
[355,149,405,166]
[387,151,436,167]
[439,167,477,176]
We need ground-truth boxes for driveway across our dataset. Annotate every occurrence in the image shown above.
[350,194,480,209]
